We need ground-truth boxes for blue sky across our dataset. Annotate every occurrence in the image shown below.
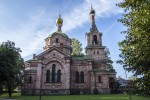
[0,0,132,79]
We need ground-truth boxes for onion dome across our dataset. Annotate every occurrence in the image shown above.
[90,9,95,15]
[56,15,63,25]
[56,13,63,32]
[89,5,95,15]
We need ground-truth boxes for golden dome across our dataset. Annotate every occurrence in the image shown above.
[56,17,63,25]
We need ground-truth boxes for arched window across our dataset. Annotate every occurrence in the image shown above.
[46,70,50,82]
[56,38,59,43]
[98,76,101,82]
[75,71,79,83]
[57,70,61,82]
[80,71,84,83]
[29,76,32,83]
[93,35,97,44]
[97,51,99,54]
[52,64,56,82]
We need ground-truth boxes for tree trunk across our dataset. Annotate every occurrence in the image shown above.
[8,84,13,97]
[0,84,3,95]
[8,86,12,97]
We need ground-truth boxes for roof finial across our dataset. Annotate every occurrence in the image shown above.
[59,10,61,18]
[89,3,95,15]
[91,3,93,10]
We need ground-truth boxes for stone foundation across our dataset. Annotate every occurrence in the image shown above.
[98,88,110,94]
[21,89,70,95]
[22,89,93,95]
[22,88,111,95]
[70,89,91,94]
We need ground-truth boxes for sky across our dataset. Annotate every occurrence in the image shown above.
[0,0,133,79]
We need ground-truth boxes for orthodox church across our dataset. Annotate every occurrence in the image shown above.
[22,7,116,95]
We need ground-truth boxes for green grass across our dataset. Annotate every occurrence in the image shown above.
[0,93,150,100]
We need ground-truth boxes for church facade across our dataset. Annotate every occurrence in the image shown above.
[22,7,116,95]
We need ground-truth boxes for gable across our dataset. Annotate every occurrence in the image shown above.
[36,47,70,60]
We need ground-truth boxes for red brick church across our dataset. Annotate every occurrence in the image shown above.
[22,6,116,95]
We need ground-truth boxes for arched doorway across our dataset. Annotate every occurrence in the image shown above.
[109,77,115,93]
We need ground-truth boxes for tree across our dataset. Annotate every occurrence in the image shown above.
[104,48,113,70]
[117,0,150,95]
[0,41,24,97]
[128,75,137,81]
[71,38,83,56]
[0,83,3,95]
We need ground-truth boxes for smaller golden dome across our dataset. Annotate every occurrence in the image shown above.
[56,17,63,25]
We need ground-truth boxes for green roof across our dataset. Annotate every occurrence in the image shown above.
[25,70,37,73]
[72,55,90,60]
[90,68,116,73]
[49,32,69,39]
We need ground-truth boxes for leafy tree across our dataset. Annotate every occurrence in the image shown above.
[71,38,83,56]
[128,75,137,81]
[0,41,24,97]
[117,0,150,95]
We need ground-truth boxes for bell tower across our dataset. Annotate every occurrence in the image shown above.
[85,6,105,60]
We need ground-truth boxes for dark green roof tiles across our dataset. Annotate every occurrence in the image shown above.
[49,32,69,39]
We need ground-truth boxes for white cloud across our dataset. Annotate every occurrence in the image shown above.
[0,8,56,58]
[63,0,123,33]
[0,0,123,58]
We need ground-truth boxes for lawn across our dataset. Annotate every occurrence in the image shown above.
[0,93,150,100]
